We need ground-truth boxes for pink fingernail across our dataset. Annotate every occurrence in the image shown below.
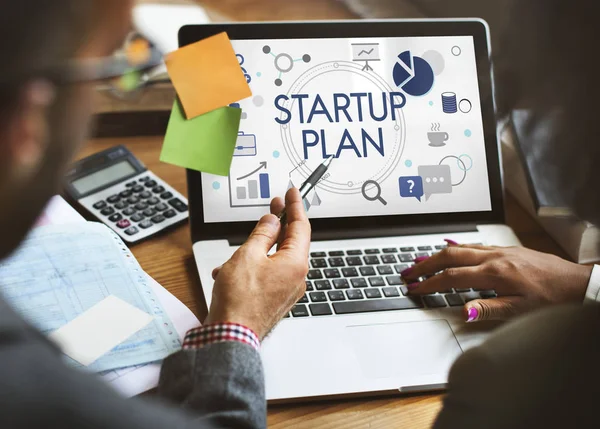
[400,266,414,277]
[413,256,429,263]
[407,283,420,291]
[466,307,479,323]
[444,239,459,246]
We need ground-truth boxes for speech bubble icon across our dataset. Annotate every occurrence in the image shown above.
[418,165,452,201]
[399,176,424,202]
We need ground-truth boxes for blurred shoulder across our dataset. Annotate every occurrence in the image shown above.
[437,304,600,429]
[480,303,600,358]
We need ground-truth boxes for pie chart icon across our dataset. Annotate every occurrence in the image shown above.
[392,51,435,96]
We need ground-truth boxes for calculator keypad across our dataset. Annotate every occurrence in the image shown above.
[86,174,188,242]
[169,198,188,212]
[125,226,138,235]
[116,219,131,229]
[101,207,115,216]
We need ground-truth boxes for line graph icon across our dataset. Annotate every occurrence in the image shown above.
[229,161,271,208]
[351,43,380,71]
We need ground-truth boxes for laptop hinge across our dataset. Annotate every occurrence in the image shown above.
[227,223,478,246]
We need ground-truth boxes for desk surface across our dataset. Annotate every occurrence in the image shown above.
[80,135,568,428]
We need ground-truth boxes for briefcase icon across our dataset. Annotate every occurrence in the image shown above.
[233,132,257,157]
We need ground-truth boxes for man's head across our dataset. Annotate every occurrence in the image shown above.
[0,0,133,259]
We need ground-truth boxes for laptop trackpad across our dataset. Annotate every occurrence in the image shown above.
[346,320,463,379]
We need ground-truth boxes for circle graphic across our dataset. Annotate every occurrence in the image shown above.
[264,46,312,87]
[280,61,406,195]
[256,72,262,77]
[275,53,294,73]
[458,154,474,171]
[405,159,413,167]
[439,155,468,186]
[392,51,435,97]
[464,129,472,137]
[273,150,280,159]
[212,181,221,190]
[459,99,472,113]
[429,101,434,106]
[451,46,462,56]
[421,50,445,76]
[253,95,265,107]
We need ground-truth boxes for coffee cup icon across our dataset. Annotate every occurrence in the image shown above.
[428,131,449,147]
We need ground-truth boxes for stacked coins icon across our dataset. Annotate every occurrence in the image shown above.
[442,92,458,113]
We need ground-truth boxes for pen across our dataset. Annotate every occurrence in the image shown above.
[278,155,334,225]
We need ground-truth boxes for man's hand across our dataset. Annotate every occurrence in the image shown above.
[403,243,593,322]
[204,188,310,340]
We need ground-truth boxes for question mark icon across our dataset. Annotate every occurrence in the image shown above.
[407,180,415,194]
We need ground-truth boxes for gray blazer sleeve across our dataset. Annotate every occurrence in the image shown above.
[434,304,600,429]
[0,297,266,429]
[158,342,266,428]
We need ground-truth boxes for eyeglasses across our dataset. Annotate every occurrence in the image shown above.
[66,32,164,99]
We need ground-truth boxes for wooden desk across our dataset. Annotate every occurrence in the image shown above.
[80,136,568,428]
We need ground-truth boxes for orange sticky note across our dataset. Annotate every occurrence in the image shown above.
[165,32,252,119]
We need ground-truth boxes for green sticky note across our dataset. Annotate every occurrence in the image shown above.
[160,100,241,176]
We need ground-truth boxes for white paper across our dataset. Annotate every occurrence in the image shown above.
[34,196,201,395]
[101,276,201,397]
[49,296,154,366]
[35,196,84,227]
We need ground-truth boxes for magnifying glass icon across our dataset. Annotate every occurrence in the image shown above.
[361,180,388,206]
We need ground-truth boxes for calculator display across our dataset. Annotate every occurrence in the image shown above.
[71,161,136,195]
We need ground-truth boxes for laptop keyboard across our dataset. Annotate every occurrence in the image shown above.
[287,243,497,318]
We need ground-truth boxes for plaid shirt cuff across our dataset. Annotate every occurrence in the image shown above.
[182,323,260,351]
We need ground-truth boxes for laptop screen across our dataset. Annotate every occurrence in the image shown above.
[201,35,492,223]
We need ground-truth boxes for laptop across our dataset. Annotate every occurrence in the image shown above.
[184,19,521,401]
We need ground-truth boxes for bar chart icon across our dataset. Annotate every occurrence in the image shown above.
[229,162,271,208]
[235,174,270,200]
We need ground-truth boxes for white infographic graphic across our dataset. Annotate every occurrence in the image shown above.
[202,36,492,223]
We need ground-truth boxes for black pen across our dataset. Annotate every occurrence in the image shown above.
[278,155,334,224]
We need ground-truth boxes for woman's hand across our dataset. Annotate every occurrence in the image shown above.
[402,242,593,323]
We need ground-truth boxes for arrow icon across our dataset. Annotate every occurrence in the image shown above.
[236,162,267,181]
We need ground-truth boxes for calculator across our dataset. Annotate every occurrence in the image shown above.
[64,145,189,243]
